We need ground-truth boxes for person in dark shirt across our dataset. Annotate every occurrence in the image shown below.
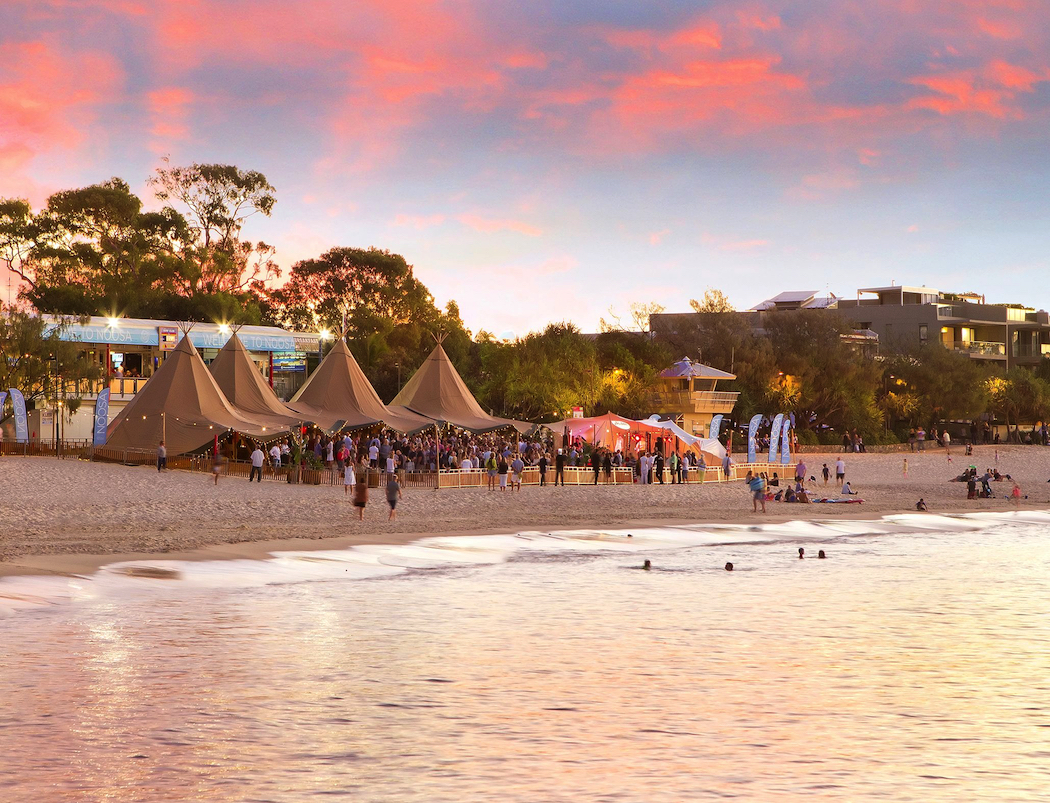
[555,449,566,486]
[538,453,548,487]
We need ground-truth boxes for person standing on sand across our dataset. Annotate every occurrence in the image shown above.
[497,454,509,491]
[486,452,498,491]
[917,427,926,451]
[795,460,807,484]
[353,465,369,519]
[511,453,524,491]
[822,463,830,486]
[903,458,908,478]
[343,460,356,496]
[555,449,566,486]
[835,457,845,487]
[249,446,265,483]
[538,452,548,486]
[157,441,166,472]
[942,430,952,462]
[386,473,402,520]
[212,450,224,485]
[603,450,613,484]
[1011,482,1022,505]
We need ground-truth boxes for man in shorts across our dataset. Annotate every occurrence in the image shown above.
[835,457,846,487]
[386,474,402,520]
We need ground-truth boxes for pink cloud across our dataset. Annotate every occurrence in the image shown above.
[649,228,671,245]
[457,213,542,237]
[393,213,446,229]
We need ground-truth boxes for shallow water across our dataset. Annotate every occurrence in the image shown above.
[2,514,1050,801]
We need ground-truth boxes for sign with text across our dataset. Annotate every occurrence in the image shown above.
[158,327,179,351]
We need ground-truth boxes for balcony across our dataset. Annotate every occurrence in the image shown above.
[650,390,739,414]
[952,341,1006,358]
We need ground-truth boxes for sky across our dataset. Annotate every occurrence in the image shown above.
[2,0,1050,337]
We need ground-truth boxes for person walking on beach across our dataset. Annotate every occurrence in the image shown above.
[249,446,265,483]
[722,453,732,480]
[942,429,952,463]
[821,463,830,486]
[1011,482,1022,505]
[795,460,807,484]
[157,441,167,472]
[835,457,845,487]
[212,450,224,485]
[386,473,402,520]
[352,466,368,519]
[749,472,767,513]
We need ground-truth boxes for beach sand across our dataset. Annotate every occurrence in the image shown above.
[3,447,1048,577]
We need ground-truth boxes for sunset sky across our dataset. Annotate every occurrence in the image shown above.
[2,0,1049,336]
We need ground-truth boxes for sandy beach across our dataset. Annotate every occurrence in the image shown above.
[3,446,1049,577]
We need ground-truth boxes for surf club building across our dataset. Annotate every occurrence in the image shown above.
[35,316,320,441]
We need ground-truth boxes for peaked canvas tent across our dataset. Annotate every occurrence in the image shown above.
[209,332,303,429]
[106,334,284,455]
[546,412,665,452]
[390,341,529,434]
[288,337,432,434]
[641,415,727,462]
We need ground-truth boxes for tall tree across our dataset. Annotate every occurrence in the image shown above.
[148,159,278,294]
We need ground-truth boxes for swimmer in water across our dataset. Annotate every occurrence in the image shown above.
[725,562,734,571]
[798,547,805,559]
[818,550,826,559]
[643,559,651,570]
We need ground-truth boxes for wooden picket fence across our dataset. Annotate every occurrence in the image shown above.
[3,438,776,489]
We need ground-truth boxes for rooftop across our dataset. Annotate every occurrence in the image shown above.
[660,357,736,380]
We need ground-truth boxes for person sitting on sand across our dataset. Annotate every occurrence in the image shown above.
[842,481,857,495]
[916,498,927,511]
[784,487,796,503]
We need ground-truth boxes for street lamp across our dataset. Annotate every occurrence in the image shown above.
[318,328,332,364]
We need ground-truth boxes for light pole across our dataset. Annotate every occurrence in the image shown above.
[396,362,401,391]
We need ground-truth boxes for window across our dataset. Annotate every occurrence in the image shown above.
[919,324,928,343]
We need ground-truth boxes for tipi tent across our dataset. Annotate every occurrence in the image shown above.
[390,340,528,433]
[209,332,303,429]
[288,337,432,434]
[106,334,283,454]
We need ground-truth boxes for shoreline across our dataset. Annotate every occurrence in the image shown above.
[3,449,1049,580]
[2,504,1044,581]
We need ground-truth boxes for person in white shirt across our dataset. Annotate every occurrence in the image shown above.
[343,460,356,496]
[460,456,472,471]
[835,458,845,486]
[269,444,281,468]
[368,443,380,468]
[386,454,396,475]
[249,447,265,483]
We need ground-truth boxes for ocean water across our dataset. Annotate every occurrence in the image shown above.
[2,512,1050,802]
